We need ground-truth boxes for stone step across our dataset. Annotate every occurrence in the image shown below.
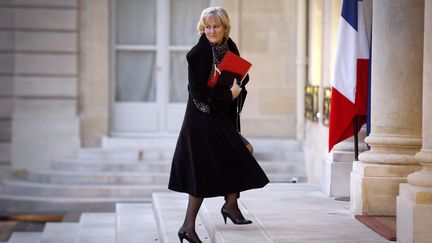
[266,173,307,183]
[116,203,159,243]
[248,137,303,150]
[249,138,304,161]
[102,136,178,149]
[75,147,304,163]
[7,232,42,243]
[23,170,304,186]
[1,179,169,197]
[199,197,273,243]
[26,170,169,185]
[51,159,172,172]
[152,193,211,243]
[0,194,151,214]
[258,161,305,173]
[77,213,115,243]
[51,159,303,174]
[76,148,173,161]
[80,138,304,162]
[40,223,79,243]
[253,150,304,162]
[102,136,303,152]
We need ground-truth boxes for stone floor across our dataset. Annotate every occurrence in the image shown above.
[154,183,391,242]
[233,183,390,243]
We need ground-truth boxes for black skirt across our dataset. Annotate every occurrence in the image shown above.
[168,97,269,198]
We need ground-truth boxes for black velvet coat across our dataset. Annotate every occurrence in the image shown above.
[168,34,269,198]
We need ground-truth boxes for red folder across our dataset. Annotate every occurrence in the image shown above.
[207,51,252,88]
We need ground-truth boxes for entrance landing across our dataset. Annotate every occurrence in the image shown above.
[153,183,391,242]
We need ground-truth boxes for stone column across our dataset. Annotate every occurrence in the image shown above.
[397,1,432,242]
[351,0,424,215]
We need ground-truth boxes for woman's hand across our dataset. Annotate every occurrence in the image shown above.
[230,79,242,100]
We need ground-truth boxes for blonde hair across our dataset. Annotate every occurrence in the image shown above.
[197,7,231,39]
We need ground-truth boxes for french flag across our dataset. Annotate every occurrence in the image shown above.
[328,0,369,152]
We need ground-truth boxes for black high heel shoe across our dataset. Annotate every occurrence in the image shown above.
[221,205,252,225]
[178,228,202,243]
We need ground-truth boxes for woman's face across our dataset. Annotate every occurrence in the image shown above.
[204,17,225,44]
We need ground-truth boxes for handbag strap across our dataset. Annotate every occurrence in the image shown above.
[236,92,243,132]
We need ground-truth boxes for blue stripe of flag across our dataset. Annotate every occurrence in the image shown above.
[341,0,359,31]
[367,15,372,137]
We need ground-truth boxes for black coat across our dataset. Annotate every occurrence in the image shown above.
[168,34,269,198]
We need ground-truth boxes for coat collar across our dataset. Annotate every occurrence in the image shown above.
[198,34,235,50]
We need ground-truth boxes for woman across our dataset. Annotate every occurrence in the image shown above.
[168,6,269,243]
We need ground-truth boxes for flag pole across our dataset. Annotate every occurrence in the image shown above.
[353,115,359,161]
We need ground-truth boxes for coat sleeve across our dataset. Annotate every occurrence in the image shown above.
[186,46,233,115]
[186,52,212,104]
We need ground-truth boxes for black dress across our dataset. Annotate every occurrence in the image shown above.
[168,34,269,198]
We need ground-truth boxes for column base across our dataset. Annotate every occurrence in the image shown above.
[321,151,355,197]
[397,183,432,243]
[350,161,422,215]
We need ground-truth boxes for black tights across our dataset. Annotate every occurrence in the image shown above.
[181,193,244,241]
[223,192,245,220]
[181,195,203,241]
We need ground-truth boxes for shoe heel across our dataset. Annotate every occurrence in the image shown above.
[178,231,184,243]
[222,212,228,224]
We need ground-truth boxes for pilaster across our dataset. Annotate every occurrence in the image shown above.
[351,0,424,215]
[9,1,80,170]
[296,0,306,141]
[78,0,109,147]
[0,1,15,174]
[219,0,299,138]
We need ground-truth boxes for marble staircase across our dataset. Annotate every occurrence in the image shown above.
[4,184,390,243]
[3,193,268,243]
[0,137,305,214]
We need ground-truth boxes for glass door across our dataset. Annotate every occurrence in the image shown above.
[111,0,209,135]
[166,0,210,131]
